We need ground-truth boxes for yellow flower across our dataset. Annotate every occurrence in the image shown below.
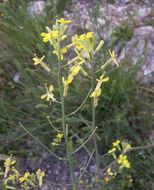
[41,30,59,42]
[90,88,101,98]
[33,54,45,65]
[40,32,51,42]
[109,49,119,67]
[70,65,81,77]
[57,18,72,24]
[53,47,68,61]
[56,133,63,141]
[4,156,16,178]
[36,169,45,187]
[112,140,121,147]
[122,159,131,168]
[62,76,74,97]
[41,84,56,102]
[33,54,50,72]
[19,172,30,183]
[51,30,59,38]
[90,74,109,107]
[117,154,131,168]
[86,32,93,38]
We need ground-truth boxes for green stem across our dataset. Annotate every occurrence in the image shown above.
[57,58,77,190]
[91,56,101,190]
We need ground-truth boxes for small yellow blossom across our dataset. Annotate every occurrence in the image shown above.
[33,54,45,65]
[19,172,30,183]
[36,169,45,187]
[117,154,131,168]
[70,65,81,77]
[112,140,121,147]
[109,49,119,67]
[41,84,56,102]
[90,74,109,107]
[71,32,93,58]
[53,47,67,61]
[4,156,16,178]
[86,32,93,38]
[40,32,51,43]
[56,133,63,141]
[41,30,59,42]
[57,18,72,24]
[33,54,50,72]
[62,76,74,97]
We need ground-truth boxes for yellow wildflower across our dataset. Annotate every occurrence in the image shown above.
[112,140,121,147]
[41,30,59,42]
[36,169,45,187]
[71,33,93,55]
[33,54,50,72]
[19,172,30,183]
[109,49,119,67]
[4,156,16,178]
[40,32,51,42]
[62,76,74,97]
[86,32,93,38]
[41,84,56,102]
[70,65,81,77]
[56,133,63,141]
[117,154,131,168]
[90,74,109,107]
[33,54,45,65]
[53,47,67,61]
[57,18,72,24]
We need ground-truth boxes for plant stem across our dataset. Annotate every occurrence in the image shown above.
[91,56,101,190]
[57,59,77,190]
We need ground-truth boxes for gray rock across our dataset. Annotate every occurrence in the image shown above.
[118,26,154,81]
[28,0,46,17]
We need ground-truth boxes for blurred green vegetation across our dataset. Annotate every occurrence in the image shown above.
[146,18,154,27]
[0,0,154,189]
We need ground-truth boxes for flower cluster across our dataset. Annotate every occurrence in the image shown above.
[108,140,131,169]
[33,18,119,105]
[104,140,131,182]
[1,156,45,189]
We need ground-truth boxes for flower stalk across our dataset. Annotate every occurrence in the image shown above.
[57,45,77,190]
[91,55,101,190]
